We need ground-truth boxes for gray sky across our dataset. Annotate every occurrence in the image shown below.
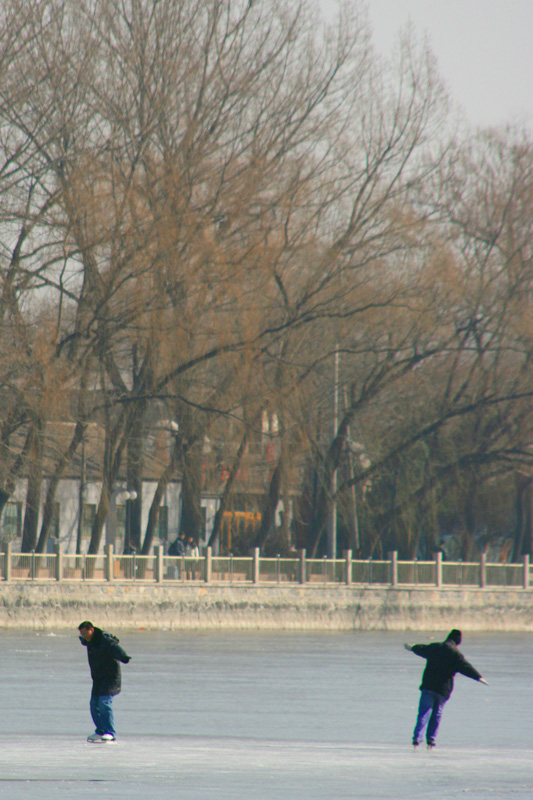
[320,0,533,131]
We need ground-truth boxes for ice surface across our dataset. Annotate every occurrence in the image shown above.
[0,630,532,799]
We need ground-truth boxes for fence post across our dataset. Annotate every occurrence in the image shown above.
[105,544,114,582]
[479,552,486,589]
[523,554,530,590]
[434,551,442,588]
[55,542,63,582]
[5,541,12,582]
[299,549,307,584]
[389,551,398,587]
[205,546,212,584]
[344,549,352,585]
[253,548,260,584]
[156,545,164,583]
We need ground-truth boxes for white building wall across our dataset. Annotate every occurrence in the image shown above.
[0,478,192,555]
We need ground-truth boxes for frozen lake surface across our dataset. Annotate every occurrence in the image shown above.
[0,629,532,798]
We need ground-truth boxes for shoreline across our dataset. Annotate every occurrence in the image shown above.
[1,582,533,631]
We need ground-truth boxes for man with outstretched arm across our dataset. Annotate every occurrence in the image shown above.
[404,629,488,749]
[78,620,131,743]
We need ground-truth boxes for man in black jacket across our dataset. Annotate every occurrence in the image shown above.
[404,629,488,748]
[79,620,131,743]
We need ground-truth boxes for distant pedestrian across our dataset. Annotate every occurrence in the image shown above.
[185,536,200,579]
[78,621,131,743]
[404,629,488,748]
[185,536,199,558]
[168,532,186,556]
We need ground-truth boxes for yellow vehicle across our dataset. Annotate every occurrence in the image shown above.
[221,510,261,553]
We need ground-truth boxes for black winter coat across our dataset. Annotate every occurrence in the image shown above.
[412,639,481,699]
[168,537,186,556]
[80,628,131,697]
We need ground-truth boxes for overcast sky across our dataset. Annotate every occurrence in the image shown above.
[319,0,533,131]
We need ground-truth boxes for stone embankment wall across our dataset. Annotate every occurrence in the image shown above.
[1,583,533,631]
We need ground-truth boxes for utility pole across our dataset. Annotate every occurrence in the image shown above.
[327,348,339,560]
[76,436,86,555]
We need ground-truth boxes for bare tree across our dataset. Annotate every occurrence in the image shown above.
[3,0,532,565]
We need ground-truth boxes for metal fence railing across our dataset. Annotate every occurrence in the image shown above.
[209,556,253,583]
[259,557,299,583]
[398,561,435,585]
[485,563,524,588]
[63,555,106,581]
[352,560,390,585]
[307,558,345,584]
[8,553,57,581]
[1,545,532,589]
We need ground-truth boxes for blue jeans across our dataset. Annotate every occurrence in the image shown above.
[413,689,447,744]
[90,694,116,737]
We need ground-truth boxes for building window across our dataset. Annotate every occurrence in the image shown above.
[158,505,169,540]
[82,504,96,539]
[2,502,22,538]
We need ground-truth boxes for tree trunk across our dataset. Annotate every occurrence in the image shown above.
[208,431,248,549]
[254,460,282,550]
[303,413,350,558]
[36,421,86,553]
[292,461,319,552]
[461,480,478,561]
[20,423,43,553]
[512,475,532,560]
[125,415,144,553]
[141,434,182,555]
[0,422,34,519]
[178,445,203,542]
[88,479,110,556]
[87,399,131,555]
